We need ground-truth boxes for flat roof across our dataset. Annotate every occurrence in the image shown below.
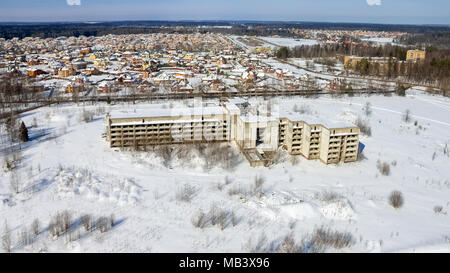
[110,106,228,119]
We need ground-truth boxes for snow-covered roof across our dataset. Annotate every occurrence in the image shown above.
[110,106,228,120]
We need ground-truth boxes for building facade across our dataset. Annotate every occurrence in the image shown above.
[406,49,426,62]
[106,101,360,166]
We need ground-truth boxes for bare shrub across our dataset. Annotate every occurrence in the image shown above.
[228,184,247,197]
[20,227,32,246]
[66,229,81,243]
[244,233,269,253]
[266,149,287,165]
[96,217,112,233]
[174,144,193,166]
[81,214,92,232]
[154,145,174,168]
[62,211,72,232]
[293,104,312,114]
[290,156,299,166]
[191,211,207,229]
[191,204,235,230]
[175,184,196,203]
[32,117,38,128]
[12,151,22,165]
[315,190,341,202]
[209,204,219,226]
[253,175,265,198]
[355,117,372,136]
[377,161,391,176]
[298,235,325,253]
[389,191,404,209]
[433,205,444,214]
[31,219,40,236]
[9,171,20,194]
[363,102,372,116]
[110,214,115,227]
[224,176,232,185]
[81,109,94,123]
[432,151,437,161]
[403,109,411,123]
[216,208,228,230]
[311,227,354,249]
[216,182,224,191]
[230,211,238,227]
[202,143,242,171]
[278,233,301,253]
[2,221,12,253]
[48,219,58,238]
[2,157,15,172]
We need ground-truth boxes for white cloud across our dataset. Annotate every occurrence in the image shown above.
[66,0,81,6]
[366,0,381,6]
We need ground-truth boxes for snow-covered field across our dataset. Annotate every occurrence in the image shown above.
[361,37,394,44]
[259,37,319,48]
[1,89,450,253]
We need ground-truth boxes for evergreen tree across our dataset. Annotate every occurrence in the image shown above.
[19,122,29,142]
[276,47,289,59]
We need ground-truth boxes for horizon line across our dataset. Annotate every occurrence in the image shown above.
[0,19,449,27]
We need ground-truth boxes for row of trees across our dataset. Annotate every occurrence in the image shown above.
[277,43,416,60]
[398,31,450,49]
[277,44,450,89]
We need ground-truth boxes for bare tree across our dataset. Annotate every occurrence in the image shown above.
[81,214,92,232]
[175,184,196,203]
[31,219,40,236]
[96,217,111,233]
[19,227,31,246]
[403,109,411,123]
[2,221,12,253]
[110,214,115,228]
[253,175,265,198]
[363,102,372,117]
[9,170,20,194]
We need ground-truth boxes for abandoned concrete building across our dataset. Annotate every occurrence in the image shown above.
[106,100,360,166]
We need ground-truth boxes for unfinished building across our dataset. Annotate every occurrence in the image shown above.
[106,100,360,166]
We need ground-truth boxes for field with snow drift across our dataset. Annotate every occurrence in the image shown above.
[1,89,450,253]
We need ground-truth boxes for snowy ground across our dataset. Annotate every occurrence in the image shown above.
[361,37,394,44]
[259,37,319,48]
[1,89,450,253]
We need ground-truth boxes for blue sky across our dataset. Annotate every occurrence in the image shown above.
[0,0,448,24]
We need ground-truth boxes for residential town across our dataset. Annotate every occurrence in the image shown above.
[1,31,430,106]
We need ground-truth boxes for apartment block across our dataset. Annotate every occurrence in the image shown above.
[279,118,359,164]
[406,49,426,62]
[106,106,232,148]
[106,101,360,166]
